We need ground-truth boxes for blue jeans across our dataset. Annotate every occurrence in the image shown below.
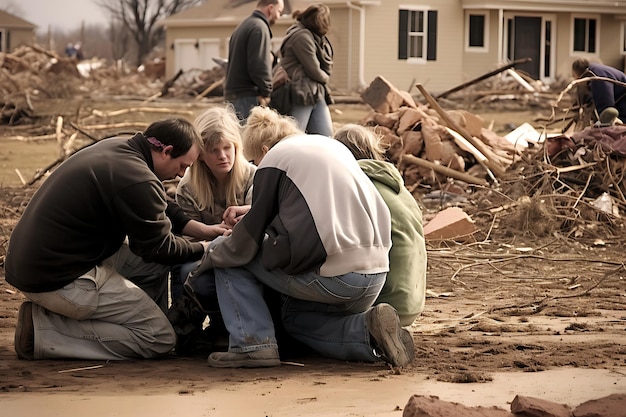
[291,100,333,136]
[214,254,385,361]
[228,95,259,122]
[171,261,201,304]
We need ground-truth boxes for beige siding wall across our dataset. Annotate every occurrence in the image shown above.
[554,13,573,80]
[325,7,357,93]
[163,1,626,92]
[598,14,624,70]
[462,10,502,84]
[7,28,35,51]
[554,12,625,84]
[360,0,465,96]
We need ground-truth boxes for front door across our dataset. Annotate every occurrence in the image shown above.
[513,17,541,79]
[505,14,555,82]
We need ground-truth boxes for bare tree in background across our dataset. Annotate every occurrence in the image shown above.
[95,0,203,66]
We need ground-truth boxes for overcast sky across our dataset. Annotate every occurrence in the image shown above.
[0,0,108,31]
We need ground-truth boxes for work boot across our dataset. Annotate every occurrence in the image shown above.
[207,348,280,368]
[366,303,414,367]
[15,302,34,360]
[167,293,208,356]
[597,107,620,126]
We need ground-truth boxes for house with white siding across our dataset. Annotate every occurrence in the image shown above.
[160,0,626,94]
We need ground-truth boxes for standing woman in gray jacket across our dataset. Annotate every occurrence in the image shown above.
[279,4,334,136]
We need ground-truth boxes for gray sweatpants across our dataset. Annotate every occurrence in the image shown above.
[22,244,174,360]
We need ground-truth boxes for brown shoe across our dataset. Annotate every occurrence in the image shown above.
[207,348,280,368]
[366,303,414,367]
[15,302,34,360]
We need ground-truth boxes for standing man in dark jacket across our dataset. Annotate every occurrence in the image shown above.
[5,118,208,361]
[224,0,284,121]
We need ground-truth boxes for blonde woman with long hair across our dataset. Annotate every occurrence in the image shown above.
[168,106,256,354]
[176,106,256,235]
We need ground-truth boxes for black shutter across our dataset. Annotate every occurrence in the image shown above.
[398,9,408,60]
[427,10,437,61]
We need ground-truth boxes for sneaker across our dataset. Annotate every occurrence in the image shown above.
[15,302,34,360]
[366,303,414,367]
[207,348,280,368]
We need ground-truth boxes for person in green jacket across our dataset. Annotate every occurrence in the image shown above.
[334,124,427,326]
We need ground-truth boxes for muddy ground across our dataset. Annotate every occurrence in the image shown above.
[0,97,624,415]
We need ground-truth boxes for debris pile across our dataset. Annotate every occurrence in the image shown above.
[359,75,521,194]
[496,123,626,239]
[0,45,164,124]
[359,73,626,241]
[0,44,80,124]
[432,57,572,113]
[161,66,225,98]
[402,393,625,417]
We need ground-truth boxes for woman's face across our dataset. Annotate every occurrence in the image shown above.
[201,139,236,177]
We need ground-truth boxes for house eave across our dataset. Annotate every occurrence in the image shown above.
[160,14,295,28]
[462,0,626,13]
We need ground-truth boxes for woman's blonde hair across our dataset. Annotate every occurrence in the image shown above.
[243,106,302,164]
[333,123,386,161]
[183,105,249,212]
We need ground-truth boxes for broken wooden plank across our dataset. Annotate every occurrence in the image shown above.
[400,154,488,186]
[436,58,532,99]
[416,83,505,180]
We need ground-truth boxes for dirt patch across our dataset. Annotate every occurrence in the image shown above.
[0,99,624,413]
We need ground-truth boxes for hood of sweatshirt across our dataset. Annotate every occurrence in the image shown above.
[357,159,403,195]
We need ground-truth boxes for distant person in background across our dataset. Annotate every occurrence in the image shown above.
[224,0,285,122]
[278,3,334,136]
[65,42,76,58]
[74,42,84,61]
[334,124,427,327]
[572,58,626,124]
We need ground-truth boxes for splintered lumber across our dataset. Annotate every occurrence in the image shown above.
[361,75,416,113]
[196,77,224,100]
[506,68,536,92]
[416,83,505,179]
[436,58,532,99]
[400,154,488,186]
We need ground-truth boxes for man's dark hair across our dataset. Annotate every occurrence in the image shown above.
[572,58,590,78]
[143,118,201,158]
[257,0,280,6]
